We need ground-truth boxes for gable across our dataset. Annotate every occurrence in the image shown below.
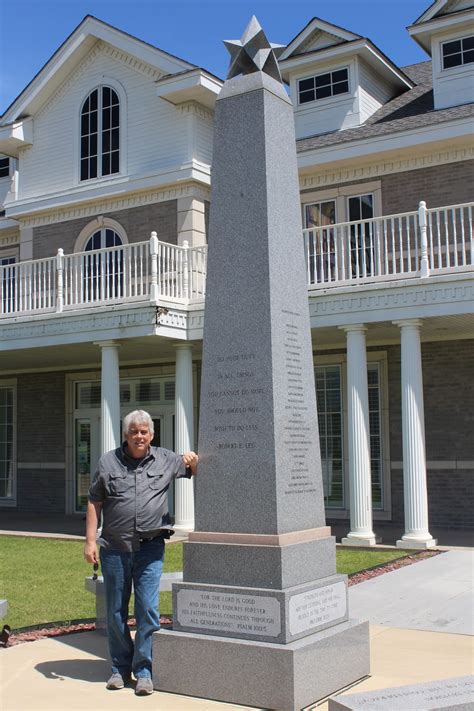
[1,15,195,125]
[279,17,360,62]
[294,29,348,56]
[414,0,474,24]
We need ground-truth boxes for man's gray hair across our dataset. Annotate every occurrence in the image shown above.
[123,410,154,437]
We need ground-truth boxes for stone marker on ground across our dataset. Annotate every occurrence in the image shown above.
[328,676,474,710]
[153,17,369,711]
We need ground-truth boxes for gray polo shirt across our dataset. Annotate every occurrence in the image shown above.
[88,444,192,552]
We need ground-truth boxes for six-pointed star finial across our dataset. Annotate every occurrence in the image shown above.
[224,16,284,83]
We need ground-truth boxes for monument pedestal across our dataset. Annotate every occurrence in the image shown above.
[154,620,369,711]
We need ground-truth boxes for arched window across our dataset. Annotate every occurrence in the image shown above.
[80,86,120,181]
[83,228,124,300]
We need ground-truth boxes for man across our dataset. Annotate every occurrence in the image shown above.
[84,409,198,696]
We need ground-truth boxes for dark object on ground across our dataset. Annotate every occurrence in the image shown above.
[0,624,11,647]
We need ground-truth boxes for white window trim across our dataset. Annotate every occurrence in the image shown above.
[0,378,17,508]
[301,181,382,226]
[74,216,129,253]
[440,33,474,71]
[314,351,391,520]
[297,65,351,108]
[73,77,128,187]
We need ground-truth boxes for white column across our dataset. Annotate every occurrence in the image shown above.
[340,325,377,546]
[394,320,437,549]
[173,344,195,531]
[95,341,121,455]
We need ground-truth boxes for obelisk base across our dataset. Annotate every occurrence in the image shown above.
[153,619,369,711]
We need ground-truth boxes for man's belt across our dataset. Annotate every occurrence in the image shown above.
[138,531,169,542]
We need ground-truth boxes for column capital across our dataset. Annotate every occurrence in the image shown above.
[93,340,121,349]
[173,343,194,352]
[392,319,423,330]
[338,324,367,333]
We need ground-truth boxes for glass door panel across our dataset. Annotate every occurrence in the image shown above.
[75,419,91,511]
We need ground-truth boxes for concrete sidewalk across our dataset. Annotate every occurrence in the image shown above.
[1,550,473,711]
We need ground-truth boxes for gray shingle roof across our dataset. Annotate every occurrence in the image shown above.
[296,61,474,153]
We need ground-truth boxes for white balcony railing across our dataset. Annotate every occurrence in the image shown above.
[303,201,473,288]
[0,235,207,317]
[0,202,472,319]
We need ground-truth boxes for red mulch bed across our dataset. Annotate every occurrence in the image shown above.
[2,550,442,647]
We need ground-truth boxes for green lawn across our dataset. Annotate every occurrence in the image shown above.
[0,536,408,631]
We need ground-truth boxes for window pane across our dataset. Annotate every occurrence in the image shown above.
[102,86,111,107]
[315,73,331,87]
[111,105,119,127]
[464,49,474,64]
[463,36,474,50]
[90,133,97,157]
[443,53,462,68]
[103,130,111,153]
[316,85,332,100]
[90,89,98,111]
[443,39,461,55]
[299,78,314,92]
[361,194,374,219]
[333,81,349,95]
[111,128,119,151]
[80,159,88,181]
[90,156,97,179]
[102,107,110,130]
[332,69,348,83]
[315,366,344,508]
[81,113,89,135]
[111,151,120,174]
[0,386,15,500]
[299,90,315,104]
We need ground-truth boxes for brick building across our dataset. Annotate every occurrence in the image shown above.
[0,0,473,544]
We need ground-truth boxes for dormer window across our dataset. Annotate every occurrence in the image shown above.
[442,36,474,69]
[0,157,9,178]
[80,86,120,181]
[298,68,349,105]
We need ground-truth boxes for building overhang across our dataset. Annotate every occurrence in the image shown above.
[408,9,474,54]
[156,69,222,109]
[0,119,33,158]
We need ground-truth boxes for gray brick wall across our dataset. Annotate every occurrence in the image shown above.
[33,200,177,259]
[381,161,474,214]
[15,372,66,513]
[388,339,474,528]
[300,160,474,215]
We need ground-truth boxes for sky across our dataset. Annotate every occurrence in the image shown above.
[0,0,431,114]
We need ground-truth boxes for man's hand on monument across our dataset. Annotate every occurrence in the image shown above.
[182,451,198,475]
[84,541,99,565]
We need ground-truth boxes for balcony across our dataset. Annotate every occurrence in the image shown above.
[0,202,472,320]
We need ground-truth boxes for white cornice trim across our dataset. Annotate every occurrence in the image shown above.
[6,169,211,225]
[299,145,474,188]
[309,273,474,328]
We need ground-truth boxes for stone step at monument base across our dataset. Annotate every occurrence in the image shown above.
[172,574,348,645]
[183,534,336,589]
[153,619,370,711]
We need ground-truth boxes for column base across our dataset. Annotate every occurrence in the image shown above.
[396,536,437,549]
[173,523,195,533]
[341,533,377,547]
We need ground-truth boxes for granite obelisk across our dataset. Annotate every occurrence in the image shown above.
[153,18,369,710]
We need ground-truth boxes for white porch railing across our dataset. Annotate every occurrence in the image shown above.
[0,202,472,318]
[303,201,474,288]
[0,237,208,317]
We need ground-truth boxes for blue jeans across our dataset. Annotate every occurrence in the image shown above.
[100,538,165,679]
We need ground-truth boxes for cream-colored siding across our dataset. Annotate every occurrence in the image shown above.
[358,58,394,123]
[18,42,191,200]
